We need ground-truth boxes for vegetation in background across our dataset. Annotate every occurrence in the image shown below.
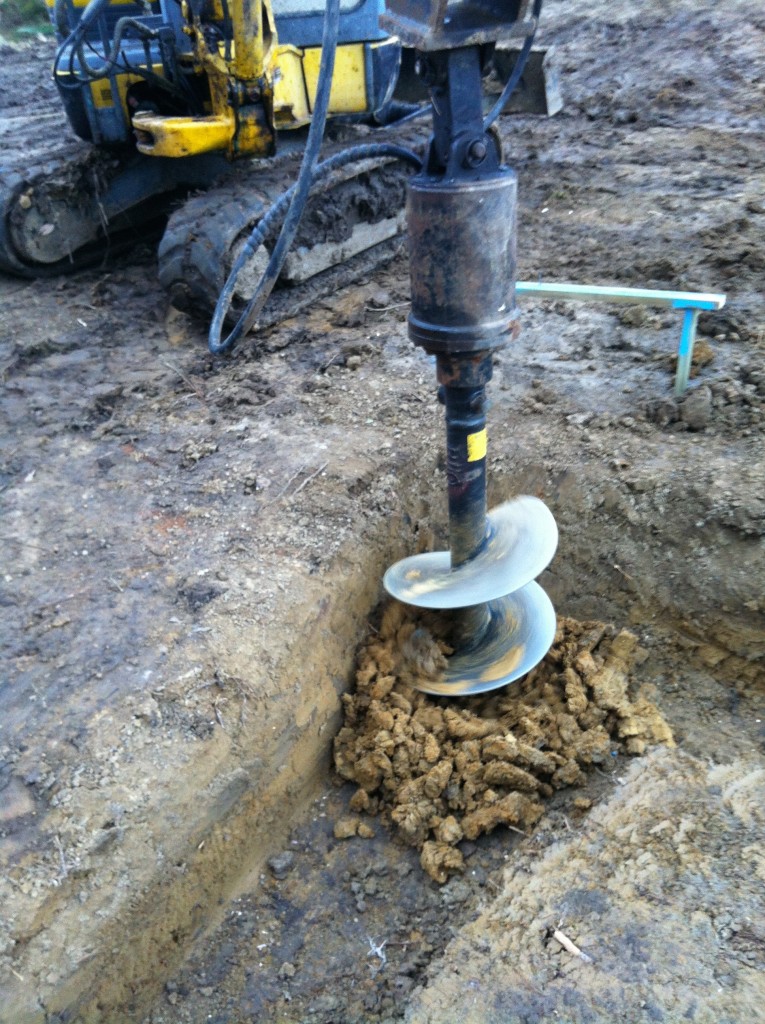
[0,0,54,34]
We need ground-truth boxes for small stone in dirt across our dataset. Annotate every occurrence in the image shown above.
[566,412,595,428]
[181,438,218,466]
[692,338,715,368]
[331,294,366,327]
[680,384,712,430]
[420,842,465,884]
[334,816,361,839]
[357,822,375,839]
[618,305,648,328]
[435,815,463,845]
[365,287,391,309]
[133,696,161,727]
[647,397,679,427]
[278,962,296,979]
[530,382,557,404]
[267,851,295,879]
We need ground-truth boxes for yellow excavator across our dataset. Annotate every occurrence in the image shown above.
[0,0,550,333]
[3,0,561,686]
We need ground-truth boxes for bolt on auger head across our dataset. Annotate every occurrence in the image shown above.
[381,23,558,696]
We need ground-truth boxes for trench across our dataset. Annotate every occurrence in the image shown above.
[71,458,761,1024]
[3,312,762,1024]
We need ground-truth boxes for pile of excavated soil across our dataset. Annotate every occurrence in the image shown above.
[334,605,674,882]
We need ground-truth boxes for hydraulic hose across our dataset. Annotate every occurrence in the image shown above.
[53,0,110,84]
[483,0,543,129]
[208,142,421,353]
[209,0,343,354]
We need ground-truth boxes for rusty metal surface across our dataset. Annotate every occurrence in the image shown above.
[380,0,532,51]
[492,45,563,117]
[406,171,519,352]
[435,352,494,388]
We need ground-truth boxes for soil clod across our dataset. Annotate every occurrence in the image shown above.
[335,604,674,882]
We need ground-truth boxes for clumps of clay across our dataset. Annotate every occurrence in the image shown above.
[334,604,674,883]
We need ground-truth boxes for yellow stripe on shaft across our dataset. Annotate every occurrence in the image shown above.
[467,429,487,463]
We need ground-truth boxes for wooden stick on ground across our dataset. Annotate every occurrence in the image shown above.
[552,928,593,963]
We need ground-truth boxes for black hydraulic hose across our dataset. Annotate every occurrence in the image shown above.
[208,0,342,354]
[53,0,110,84]
[108,17,157,66]
[76,18,155,80]
[208,142,421,353]
[483,0,543,129]
[384,102,431,127]
[380,0,543,135]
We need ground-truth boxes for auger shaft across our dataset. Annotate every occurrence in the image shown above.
[405,45,517,650]
[439,354,493,646]
[381,5,559,694]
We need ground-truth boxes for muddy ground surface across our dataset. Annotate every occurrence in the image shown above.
[1,0,764,1021]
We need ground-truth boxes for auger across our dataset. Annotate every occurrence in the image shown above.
[381,0,558,696]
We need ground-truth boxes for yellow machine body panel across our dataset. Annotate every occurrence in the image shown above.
[88,66,164,111]
[302,44,368,115]
[273,45,311,126]
[134,41,371,156]
[132,113,240,157]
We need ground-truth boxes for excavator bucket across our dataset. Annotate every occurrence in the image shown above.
[491,45,563,117]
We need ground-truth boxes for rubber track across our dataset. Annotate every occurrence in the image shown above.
[0,112,91,276]
[158,124,426,331]
[0,106,424,330]
[0,103,164,278]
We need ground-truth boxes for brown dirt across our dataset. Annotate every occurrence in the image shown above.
[334,608,673,881]
[0,0,764,1022]
[406,747,765,1024]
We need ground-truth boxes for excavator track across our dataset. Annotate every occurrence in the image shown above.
[0,111,111,277]
[1,104,423,332]
[158,127,424,332]
[0,105,174,277]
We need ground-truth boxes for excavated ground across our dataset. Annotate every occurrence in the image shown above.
[1,0,764,1022]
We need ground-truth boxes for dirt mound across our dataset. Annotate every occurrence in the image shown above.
[334,605,674,882]
[404,748,765,1024]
